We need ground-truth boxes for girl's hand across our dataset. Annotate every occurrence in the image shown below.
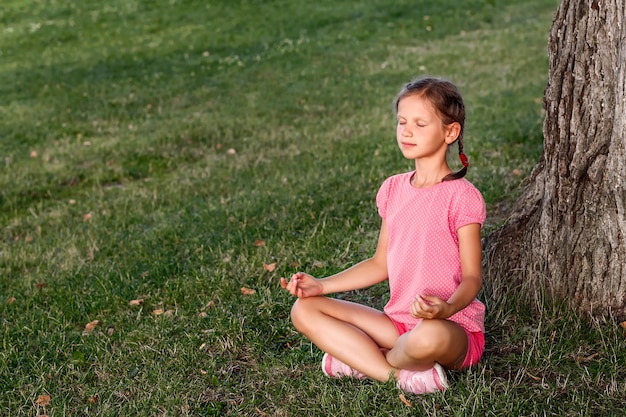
[410,295,453,320]
[280,272,324,298]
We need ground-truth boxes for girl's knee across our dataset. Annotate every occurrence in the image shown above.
[403,320,446,356]
[290,297,318,331]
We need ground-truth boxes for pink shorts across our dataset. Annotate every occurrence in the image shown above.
[392,319,484,369]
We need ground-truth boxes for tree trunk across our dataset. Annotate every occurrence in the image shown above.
[485,0,626,320]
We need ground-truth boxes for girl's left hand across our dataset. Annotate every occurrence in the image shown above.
[410,295,453,320]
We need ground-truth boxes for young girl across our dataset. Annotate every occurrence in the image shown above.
[280,76,486,394]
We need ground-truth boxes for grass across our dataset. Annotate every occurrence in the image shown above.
[1,0,624,415]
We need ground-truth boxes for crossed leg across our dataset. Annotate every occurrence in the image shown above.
[290,296,469,381]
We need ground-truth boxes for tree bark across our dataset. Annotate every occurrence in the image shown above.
[485,0,626,320]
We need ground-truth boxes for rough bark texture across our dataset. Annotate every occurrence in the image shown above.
[485,0,626,319]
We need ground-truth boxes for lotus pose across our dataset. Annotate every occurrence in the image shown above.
[281,76,486,394]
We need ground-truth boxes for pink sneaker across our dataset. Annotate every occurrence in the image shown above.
[321,353,366,379]
[396,363,449,394]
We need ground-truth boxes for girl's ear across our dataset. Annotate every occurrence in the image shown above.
[445,122,461,144]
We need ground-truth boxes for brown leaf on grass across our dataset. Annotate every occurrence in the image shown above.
[83,212,92,221]
[35,394,50,406]
[241,287,256,295]
[152,309,164,315]
[84,320,99,333]
[87,395,99,404]
[106,326,115,336]
[254,239,266,247]
[36,282,47,289]
[574,353,599,363]
[129,299,144,306]
[256,407,270,417]
[512,169,523,176]
[399,393,412,407]
[263,262,276,272]
[7,297,16,304]
[525,370,541,381]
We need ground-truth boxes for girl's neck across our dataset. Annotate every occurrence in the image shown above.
[411,162,452,188]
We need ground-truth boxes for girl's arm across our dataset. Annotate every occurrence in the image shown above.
[411,222,482,319]
[280,219,389,297]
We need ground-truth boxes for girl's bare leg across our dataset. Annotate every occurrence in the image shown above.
[290,296,399,381]
[385,319,468,371]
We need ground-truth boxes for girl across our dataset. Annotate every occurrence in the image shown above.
[280,76,486,394]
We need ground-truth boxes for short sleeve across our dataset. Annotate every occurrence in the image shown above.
[451,185,486,230]
[376,178,392,219]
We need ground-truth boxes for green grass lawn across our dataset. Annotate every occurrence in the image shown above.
[1,0,625,415]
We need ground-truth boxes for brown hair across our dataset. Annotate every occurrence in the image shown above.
[394,76,468,181]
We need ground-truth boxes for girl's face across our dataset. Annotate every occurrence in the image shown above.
[396,94,458,162]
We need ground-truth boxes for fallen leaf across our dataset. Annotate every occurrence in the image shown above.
[574,353,599,363]
[83,213,92,221]
[36,282,47,289]
[7,297,16,304]
[241,287,256,295]
[35,394,50,406]
[152,309,164,315]
[106,326,115,336]
[263,262,276,272]
[84,320,99,333]
[129,299,144,306]
[200,369,207,375]
[256,407,270,417]
[254,239,266,247]
[512,169,523,176]
[399,393,412,407]
[199,311,208,318]
[525,370,541,381]
[87,395,99,404]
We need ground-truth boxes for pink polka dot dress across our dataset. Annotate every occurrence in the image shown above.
[376,171,487,333]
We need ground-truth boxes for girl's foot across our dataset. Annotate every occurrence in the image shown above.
[396,363,449,394]
[321,353,367,379]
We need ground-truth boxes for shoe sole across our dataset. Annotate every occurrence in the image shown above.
[433,362,449,390]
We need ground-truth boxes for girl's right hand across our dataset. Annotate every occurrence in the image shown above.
[280,272,323,298]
